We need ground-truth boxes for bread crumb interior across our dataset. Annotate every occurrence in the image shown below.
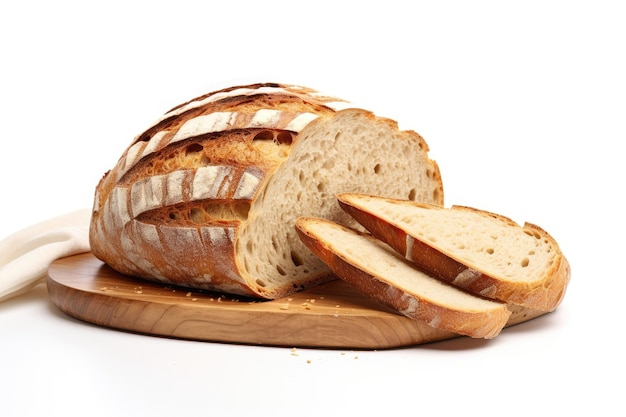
[236,110,441,292]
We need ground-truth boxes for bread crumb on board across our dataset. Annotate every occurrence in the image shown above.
[290,348,366,364]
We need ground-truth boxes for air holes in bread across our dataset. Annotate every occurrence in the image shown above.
[291,250,303,267]
[253,130,293,145]
[374,163,382,174]
[190,207,204,223]
[521,257,530,267]
[408,188,417,200]
[276,132,293,145]
[486,248,495,254]
[433,188,441,202]
[186,143,204,154]
[186,143,210,166]
[235,201,251,220]
[254,130,274,141]
[524,229,542,239]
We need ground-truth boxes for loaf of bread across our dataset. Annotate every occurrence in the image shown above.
[89,83,443,299]
[335,193,570,311]
[295,217,511,338]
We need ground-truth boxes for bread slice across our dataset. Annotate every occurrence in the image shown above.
[336,193,570,311]
[89,83,443,299]
[295,217,511,339]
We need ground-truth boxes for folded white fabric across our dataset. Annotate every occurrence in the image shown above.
[0,209,92,302]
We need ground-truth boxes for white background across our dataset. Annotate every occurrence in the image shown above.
[1,1,624,416]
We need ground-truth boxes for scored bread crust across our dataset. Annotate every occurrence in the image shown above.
[89,83,443,299]
[336,193,570,311]
[295,217,511,339]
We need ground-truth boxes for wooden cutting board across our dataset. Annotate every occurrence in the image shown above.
[46,252,547,349]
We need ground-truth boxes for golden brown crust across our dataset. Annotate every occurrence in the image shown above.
[90,83,341,296]
[89,84,444,299]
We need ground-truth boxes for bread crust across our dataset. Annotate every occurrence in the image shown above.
[337,194,570,311]
[89,83,443,298]
[295,218,511,339]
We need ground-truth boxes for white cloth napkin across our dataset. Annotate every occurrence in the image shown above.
[0,209,92,302]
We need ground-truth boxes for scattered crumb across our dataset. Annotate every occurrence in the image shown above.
[186,292,192,297]
[287,348,365,364]
[191,298,198,301]
[280,304,289,310]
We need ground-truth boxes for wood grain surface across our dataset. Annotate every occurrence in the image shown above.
[46,253,547,349]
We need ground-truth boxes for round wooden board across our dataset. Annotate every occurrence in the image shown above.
[46,253,546,349]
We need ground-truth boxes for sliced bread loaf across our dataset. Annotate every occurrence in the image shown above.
[336,193,570,311]
[295,217,511,339]
[89,83,443,299]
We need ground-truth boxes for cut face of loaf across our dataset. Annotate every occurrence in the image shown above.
[336,193,570,311]
[89,83,443,299]
[295,217,511,339]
